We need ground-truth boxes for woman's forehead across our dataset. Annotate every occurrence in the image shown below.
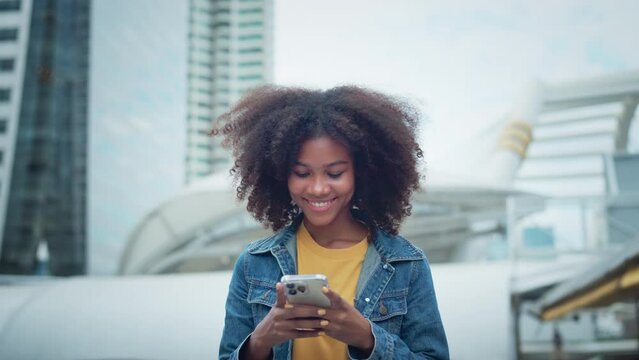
[295,137,352,165]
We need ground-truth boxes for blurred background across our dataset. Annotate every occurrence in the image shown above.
[1,0,639,359]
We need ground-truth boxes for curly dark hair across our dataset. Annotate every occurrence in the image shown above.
[211,85,423,235]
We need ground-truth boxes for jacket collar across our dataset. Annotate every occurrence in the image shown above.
[247,213,425,263]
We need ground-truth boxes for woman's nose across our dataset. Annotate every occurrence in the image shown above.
[310,176,330,195]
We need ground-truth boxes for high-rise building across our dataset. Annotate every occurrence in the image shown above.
[0,0,90,276]
[185,0,273,183]
[0,1,30,242]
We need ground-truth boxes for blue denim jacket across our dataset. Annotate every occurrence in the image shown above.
[219,219,449,359]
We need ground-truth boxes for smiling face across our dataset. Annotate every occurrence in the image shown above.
[288,136,356,231]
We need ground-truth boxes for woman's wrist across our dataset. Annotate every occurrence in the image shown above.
[240,332,272,360]
[353,319,375,355]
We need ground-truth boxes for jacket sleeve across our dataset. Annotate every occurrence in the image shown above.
[348,259,449,360]
[218,250,255,360]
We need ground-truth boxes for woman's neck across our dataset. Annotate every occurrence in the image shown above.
[302,215,368,249]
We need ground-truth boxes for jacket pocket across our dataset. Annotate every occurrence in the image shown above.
[247,280,277,325]
[369,288,407,334]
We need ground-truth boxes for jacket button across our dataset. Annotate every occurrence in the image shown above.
[382,264,388,270]
[365,297,370,302]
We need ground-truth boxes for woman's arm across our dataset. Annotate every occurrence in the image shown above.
[219,251,256,360]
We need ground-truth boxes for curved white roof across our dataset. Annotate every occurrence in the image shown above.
[119,171,266,274]
[121,168,528,275]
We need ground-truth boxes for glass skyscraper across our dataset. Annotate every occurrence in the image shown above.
[0,0,90,276]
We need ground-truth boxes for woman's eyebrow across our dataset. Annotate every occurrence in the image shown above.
[325,160,350,167]
[294,160,350,167]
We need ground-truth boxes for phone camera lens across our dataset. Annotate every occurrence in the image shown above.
[288,289,297,295]
[286,283,295,289]
[297,285,306,293]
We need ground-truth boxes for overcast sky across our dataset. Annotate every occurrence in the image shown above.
[273,0,639,178]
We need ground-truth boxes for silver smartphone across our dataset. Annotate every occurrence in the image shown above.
[280,274,331,308]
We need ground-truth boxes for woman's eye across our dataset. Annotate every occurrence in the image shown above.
[294,172,310,178]
[327,172,343,179]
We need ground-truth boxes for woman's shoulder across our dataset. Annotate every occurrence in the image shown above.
[242,227,294,254]
[373,228,427,262]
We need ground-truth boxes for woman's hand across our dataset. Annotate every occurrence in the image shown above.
[241,283,324,360]
[317,287,375,355]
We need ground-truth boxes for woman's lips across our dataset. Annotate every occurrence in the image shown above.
[304,197,336,212]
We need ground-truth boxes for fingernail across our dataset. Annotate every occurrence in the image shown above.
[317,309,326,316]
[321,287,329,294]
[285,304,294,309]
[320,320,329,326]
[318,331,325,336]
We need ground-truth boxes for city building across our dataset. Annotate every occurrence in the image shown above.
[185,0,273,183]
[0,1,30,251]
[0,0,90,276]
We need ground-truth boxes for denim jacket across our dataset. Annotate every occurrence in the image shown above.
[219,219,449,360]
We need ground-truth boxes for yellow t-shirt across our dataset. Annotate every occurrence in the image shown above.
[292,223,368,360]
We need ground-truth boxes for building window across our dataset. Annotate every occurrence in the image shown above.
[238,47,262,54]
[0,88,10,102]
[212,21,230,29]
[0,58,14,72]
[239,60,263,67]
[212,8,230,15]
[0,28,18,42]
[0,0,20,11]
[238,21,262,28]
[238,8,263,15]
[238,74,263,81]
[238,34,263,41]
[0,118,6,133]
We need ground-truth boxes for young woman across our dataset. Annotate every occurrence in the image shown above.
[215,86,448,359]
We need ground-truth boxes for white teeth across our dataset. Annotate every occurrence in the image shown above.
[309,200,331,208]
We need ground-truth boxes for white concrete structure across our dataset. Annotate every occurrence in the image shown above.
[0,0,32,259]
[513,72,639,197]
[491,81,543,187]
[0,262,549,360]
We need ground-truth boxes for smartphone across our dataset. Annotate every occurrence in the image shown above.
[280,274,331,308]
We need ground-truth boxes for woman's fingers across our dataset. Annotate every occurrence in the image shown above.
[289,318,328,331]
[275,283,287,308]
[321,286,344,308]
[279,304,325,320]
